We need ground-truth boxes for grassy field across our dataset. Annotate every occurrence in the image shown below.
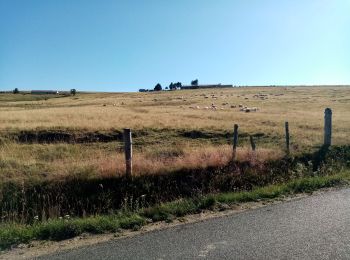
[0,86,350,248]
[0,86,349,182]
[0,86,349,184]
[1,87,349,136]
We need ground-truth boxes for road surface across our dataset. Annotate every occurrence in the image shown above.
[39,188,350,259]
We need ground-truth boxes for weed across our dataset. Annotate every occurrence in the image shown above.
[1,170,349,250]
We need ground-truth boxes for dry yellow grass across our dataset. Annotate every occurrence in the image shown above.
[0,141,282,183]
[0,86,349,145]
[0,86,349,183]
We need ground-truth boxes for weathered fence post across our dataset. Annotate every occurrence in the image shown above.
[233,124,239,160]
[249,135,256,151]
[324,108,332,146]
[285,121,290,155]
[123,128,132,177]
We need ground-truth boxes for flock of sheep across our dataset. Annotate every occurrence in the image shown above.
[188,103,259,112]
[183,92,263,112]
[106,92,269,113]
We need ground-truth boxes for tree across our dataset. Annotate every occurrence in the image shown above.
[70,89,77,96]
[168,82,182,90]
[191,79,199,86]
[13,88,19,94]
[174,82,182,89]
[154,83,162,91]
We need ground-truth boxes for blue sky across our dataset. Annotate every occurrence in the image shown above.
[0,0,349,92]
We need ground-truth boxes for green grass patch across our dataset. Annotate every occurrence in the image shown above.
[1,170,349,251]
[0,213,145,250]
[142,199,198,222]
[216,172,349,204]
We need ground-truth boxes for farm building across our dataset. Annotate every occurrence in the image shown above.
[180,84,233,90]
[31,90,59,95]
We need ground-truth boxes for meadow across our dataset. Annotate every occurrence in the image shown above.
[1,87,349,135]
[0,86,349,184]
[0,86,350,248]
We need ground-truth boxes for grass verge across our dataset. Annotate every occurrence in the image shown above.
[1,170,350,251]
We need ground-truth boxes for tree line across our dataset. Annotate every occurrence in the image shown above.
[11,88,77,95]
[140,79,199,92]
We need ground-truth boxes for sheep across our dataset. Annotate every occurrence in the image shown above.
[240,107,259,112]
[211,104,217,110]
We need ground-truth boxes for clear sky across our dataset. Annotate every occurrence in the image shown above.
[0,0,349,92]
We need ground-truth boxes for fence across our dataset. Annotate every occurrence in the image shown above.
[121,108,333,177]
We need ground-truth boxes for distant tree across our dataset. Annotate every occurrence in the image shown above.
[70,89,77,96]
[165,86,169,90]
[191,79,199,86]
[154,83,162,91]
[168,82,182,90]
[13,88,19,94]
[174,82,182,89]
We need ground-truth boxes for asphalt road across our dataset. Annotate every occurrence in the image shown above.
[39,188,350,260]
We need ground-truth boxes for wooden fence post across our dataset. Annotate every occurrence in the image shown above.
[233,124,239,160]
[123,128,132,177]
[249,135,256,151]
[285,121,290,155]
[324,108,332,146]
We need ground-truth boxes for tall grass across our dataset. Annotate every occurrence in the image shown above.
[0,140,283,183]
[0,145,349,224]
[1,170,349,250]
